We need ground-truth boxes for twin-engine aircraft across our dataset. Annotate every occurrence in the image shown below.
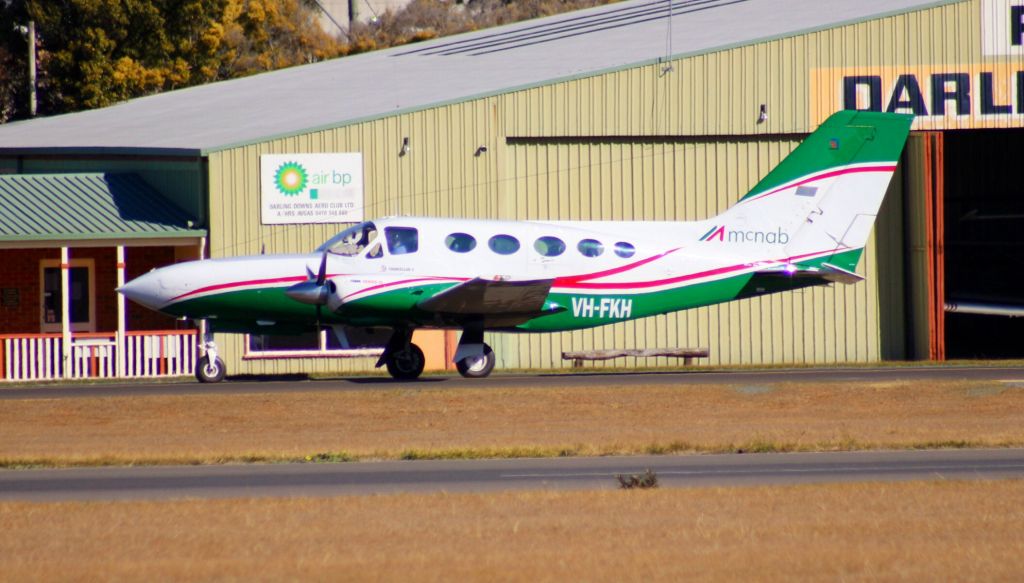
[120,110,914,382]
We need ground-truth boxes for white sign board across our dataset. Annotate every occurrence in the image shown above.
[260,153,364,224]
[982,0,1024,57]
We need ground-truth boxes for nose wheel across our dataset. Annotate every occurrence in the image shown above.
[195,354,226,383]
[195,331,226,383]
[456,343,495,378]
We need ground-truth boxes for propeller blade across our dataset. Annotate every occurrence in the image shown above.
[316,251,328,286]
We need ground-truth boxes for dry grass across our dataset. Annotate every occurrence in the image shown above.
[1,480,1023,581]
[3,380,1024,466]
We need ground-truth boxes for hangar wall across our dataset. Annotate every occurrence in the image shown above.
[204,0,992,375]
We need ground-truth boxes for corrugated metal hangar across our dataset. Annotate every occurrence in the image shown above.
[0,0,1022,381]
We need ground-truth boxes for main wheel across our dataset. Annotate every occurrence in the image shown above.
[456,343,495,378]
[385,343,425,380]
[195,355,226,383]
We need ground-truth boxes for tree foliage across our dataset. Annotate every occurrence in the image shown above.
[0,0,344,120]
[0,0,614,122]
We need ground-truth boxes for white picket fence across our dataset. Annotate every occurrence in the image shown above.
[1,330,198,382]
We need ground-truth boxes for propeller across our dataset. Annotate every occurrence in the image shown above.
[285,252,332,322]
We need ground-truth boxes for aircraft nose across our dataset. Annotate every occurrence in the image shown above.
[118,270,168,311]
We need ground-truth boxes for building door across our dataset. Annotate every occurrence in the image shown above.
[40,259,95,333]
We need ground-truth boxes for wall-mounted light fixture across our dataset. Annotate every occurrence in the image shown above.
[757,104,768,124]
[474,145,488,157]
[399,137,410,156]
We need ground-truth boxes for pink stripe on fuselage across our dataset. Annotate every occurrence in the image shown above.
[552,249,837,291]
[171,274,316,302]
[741,164,896,204]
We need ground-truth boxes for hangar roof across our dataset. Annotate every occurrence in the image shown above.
[0,173,206,243]
[0,0,956,156]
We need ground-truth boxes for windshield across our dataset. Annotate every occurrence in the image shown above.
[317,222,378,256]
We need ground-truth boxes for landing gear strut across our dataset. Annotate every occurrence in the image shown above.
[377,328,425,380]
[196,329,226,383]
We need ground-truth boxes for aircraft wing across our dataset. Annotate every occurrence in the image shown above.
[416,278,558,322]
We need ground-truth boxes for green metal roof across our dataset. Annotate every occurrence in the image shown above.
[0,173,206,242]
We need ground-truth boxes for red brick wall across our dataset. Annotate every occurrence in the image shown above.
[0,249,50,333]
[0,246,187,334]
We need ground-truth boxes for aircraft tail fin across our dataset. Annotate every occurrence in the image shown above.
[705,110,913,278]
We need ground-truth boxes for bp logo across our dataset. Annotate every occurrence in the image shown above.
[274,162,308,196]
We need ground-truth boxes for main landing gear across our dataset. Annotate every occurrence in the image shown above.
[196,330,226,383]
[456,343,495,378]
[377,327,497,380]
[453,327,495,379]
[377,328,426,380]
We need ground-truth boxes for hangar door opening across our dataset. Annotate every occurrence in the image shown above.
[943,128,1024,358]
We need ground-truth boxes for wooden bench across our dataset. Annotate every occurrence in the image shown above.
[561,348,710,368]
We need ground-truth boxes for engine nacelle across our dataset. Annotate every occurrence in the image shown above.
[325,274,429,314]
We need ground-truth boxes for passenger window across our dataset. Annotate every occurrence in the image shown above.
[614,242,636,258]
[446,232,477,253]
[577,239,604,257]
[489,234,520,255]
[534,236,566,257]
[385,227,418,255]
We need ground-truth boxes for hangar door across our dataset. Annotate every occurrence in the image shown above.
[942,128,1024,359]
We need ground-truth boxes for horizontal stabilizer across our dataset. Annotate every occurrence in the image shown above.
[756,262,864,285]
[417,277,554,315]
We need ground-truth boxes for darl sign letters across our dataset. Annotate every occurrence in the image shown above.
[260,154,364,224]
[812,0,1024,130]
[812,66,1024,130]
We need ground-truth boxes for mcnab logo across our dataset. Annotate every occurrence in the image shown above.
[700,225,790,245]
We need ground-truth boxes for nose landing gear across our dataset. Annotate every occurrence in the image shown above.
[195,329,226,383]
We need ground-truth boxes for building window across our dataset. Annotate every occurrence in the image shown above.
[40,258,95,333]
[245,326,391,359]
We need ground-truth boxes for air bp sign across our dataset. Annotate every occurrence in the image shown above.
[260,154,364,224]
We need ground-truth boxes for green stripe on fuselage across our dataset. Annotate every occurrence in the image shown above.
[516,272,754,332]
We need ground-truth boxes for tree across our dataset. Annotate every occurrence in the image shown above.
[0,0,616,122]
[0,0,344,121]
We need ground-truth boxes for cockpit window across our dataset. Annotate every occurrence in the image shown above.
[385,227,419,255]
[320,222,378,257]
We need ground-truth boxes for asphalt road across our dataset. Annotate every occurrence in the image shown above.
[2,449,1023,501]
[3,365,1024,400]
